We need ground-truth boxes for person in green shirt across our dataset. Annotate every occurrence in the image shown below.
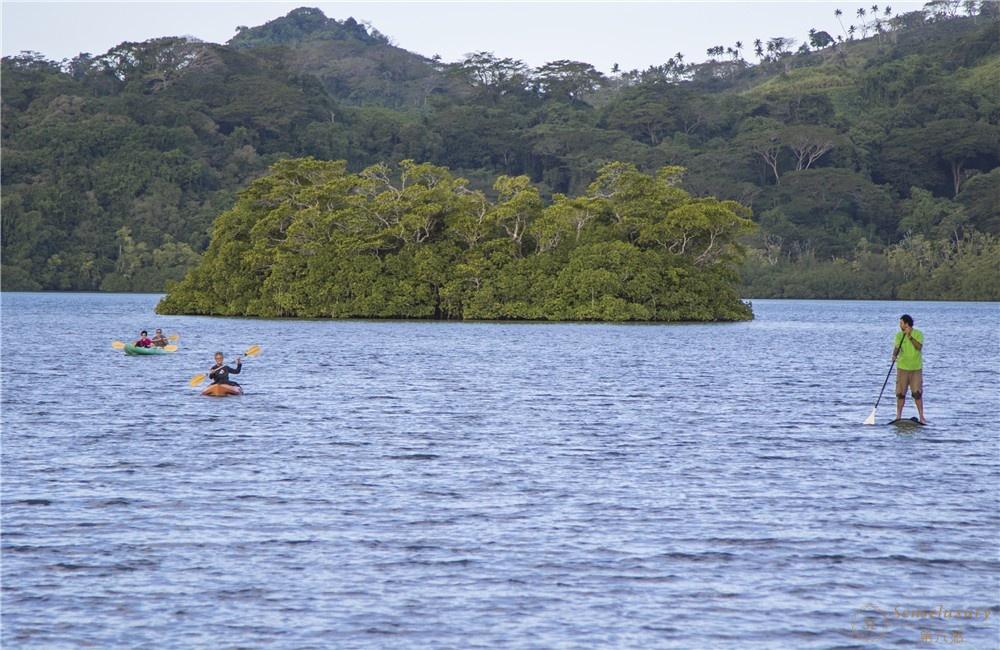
[893,314,926,424]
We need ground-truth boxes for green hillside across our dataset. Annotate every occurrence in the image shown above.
[227,7,458,108]
[2,4,998,300]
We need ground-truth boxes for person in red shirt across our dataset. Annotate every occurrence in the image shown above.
[134,330,153,348]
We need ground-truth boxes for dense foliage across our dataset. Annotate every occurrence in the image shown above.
[3,3,999,300]
[156,159,754,320]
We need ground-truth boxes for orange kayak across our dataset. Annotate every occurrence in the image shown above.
[201,384,243,397]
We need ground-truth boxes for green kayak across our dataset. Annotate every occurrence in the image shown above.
[124,343,172,356]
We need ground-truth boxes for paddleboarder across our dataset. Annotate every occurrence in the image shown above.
[893,314,926,424]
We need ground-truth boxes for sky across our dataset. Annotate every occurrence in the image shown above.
[3,1,927,73]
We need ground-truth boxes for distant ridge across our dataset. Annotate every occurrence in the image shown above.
[227,7,454,108]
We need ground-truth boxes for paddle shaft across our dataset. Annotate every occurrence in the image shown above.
[873,340,905,409]
[872,357,896,410]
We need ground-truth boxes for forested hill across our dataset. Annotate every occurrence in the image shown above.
[3,4,999,299]
[227,7,459,108]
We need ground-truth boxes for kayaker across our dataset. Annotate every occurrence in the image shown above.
[151,329,169,347]
[209,352,242,388]
[893,314,926,424]
[134,330,153,348]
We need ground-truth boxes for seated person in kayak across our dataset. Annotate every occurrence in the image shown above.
[134,330,153,348]
[209,352,242,387]
[151,329,169,347]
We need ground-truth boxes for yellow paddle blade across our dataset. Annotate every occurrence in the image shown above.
[168,334,180,341]
[111,340,125,350]
[164,344,178,352]
[244,344,261,358]
[189,373,207,388]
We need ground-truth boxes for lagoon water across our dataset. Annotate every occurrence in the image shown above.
[2,293,998,648]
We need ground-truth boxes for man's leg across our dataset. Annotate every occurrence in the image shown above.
[895,370,907,420]
[911,370,926,423]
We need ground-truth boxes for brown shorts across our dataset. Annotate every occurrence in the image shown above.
[896,369,923,398]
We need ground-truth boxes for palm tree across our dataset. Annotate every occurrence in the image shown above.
[753,38,764,61]
[835,8,847,37]
[848,24,856,40]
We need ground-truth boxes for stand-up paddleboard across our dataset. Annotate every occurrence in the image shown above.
[888,416,925,427]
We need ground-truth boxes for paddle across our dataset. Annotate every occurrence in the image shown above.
[189,345,261,388]
[863,339,904,425]
[112,340,178,352]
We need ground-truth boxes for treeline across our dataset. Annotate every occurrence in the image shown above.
[156,159,755,321]
[743,232,1000,300]
[742,186,1000,299]
[2,4,999,298]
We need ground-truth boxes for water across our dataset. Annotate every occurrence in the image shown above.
[2,293,998,648]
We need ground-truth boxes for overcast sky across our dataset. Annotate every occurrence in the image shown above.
[4,1,926,73]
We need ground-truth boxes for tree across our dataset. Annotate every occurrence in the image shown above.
[604,85,675,146]
[835,8,848,38]
[782,125,841,171]
[955,168,1000,232]
[490,175,543,255]
[533,60,606,102]
[809,29,835,48]
[898,187,969,240]
[451,51,530,103]
[739,117,785,185]
[882,120,1000,197]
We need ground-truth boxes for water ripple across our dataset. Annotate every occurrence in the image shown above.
[2,294,998,648]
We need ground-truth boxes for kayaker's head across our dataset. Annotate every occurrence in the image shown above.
[155,328,163,336]
[899,314,913,332]
[214,352,224,365]
[140,330,148,337]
